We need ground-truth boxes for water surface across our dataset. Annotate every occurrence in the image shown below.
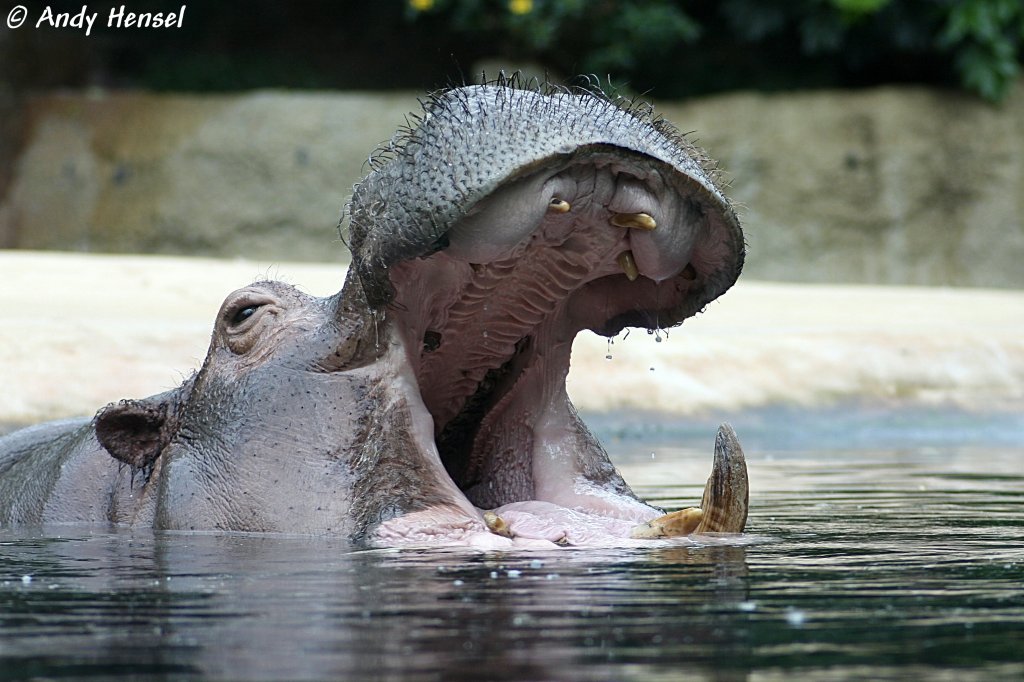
[1,409,1022,681]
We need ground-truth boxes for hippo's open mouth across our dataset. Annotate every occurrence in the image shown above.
[346,83,746,547]
[373,152,743,546]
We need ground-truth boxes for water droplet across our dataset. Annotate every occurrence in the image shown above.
[530,559,544,569]
[786,608,806,627]
[650,452,655,459]
[21,575,32,585]
[605,354,613,360]
[507,569,522,578]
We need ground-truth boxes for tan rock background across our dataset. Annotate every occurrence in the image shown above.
[2,83,1022,287]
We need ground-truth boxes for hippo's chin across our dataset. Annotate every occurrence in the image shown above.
[364,151,745,548]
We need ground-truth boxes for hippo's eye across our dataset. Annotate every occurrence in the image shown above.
[231,305,259,325]
[220,291,279,353]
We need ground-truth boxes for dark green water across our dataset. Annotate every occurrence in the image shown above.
[1,411,1022,681]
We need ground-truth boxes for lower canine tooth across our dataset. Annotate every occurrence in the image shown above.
[617,251,640,281]
[483,511,513,538]
[630,507,704,539]
[693,423,749,534]
[611,212,657,230]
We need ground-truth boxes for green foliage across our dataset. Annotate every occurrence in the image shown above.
[408,0,1024,102]
[940,0,1024,101]
[11,0,1020,100]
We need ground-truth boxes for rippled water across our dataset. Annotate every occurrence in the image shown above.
[1,409,1022,681]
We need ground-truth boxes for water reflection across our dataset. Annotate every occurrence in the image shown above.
[1,532,757,681]
[1,439,1023,681]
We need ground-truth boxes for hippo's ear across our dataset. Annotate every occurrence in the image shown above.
[94,389,183,470]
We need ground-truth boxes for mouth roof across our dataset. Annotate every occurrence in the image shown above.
[345,80,743,312]
[344,80,744,539]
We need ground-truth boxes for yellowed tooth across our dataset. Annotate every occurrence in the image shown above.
[630,507,704,539]
[693,423,749,534]
[548,197,571,213]
[611,212,657,231]
[483,511,514,538]
[617,251,640,281]
[632,424,749,541]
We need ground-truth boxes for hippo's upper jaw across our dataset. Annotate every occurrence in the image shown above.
[346,82,747,548]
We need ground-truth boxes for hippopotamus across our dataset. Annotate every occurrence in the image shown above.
[0,81,748,547]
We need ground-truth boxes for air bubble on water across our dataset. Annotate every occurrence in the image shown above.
[21,575,32,584]
[530,559,544,569]
[738,601,758,612]
[507,569,522,578]
[489,571,498,579]
[453,579,465,586]
[482,330,489,338]
[786,608,806,627]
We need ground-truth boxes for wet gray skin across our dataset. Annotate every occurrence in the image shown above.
[0,81,746,547]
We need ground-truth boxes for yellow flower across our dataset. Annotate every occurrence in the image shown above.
[509,0,533,15]
[410,0,434,11]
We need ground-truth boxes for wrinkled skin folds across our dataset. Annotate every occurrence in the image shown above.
[0,80,748,547]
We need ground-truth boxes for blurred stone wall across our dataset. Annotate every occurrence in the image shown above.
[1,83,1021,286]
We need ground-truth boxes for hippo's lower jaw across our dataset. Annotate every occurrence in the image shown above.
[373,423,749,549]
[360,150,748,548]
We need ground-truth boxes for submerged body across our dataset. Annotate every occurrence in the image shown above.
[0,80,748,546]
